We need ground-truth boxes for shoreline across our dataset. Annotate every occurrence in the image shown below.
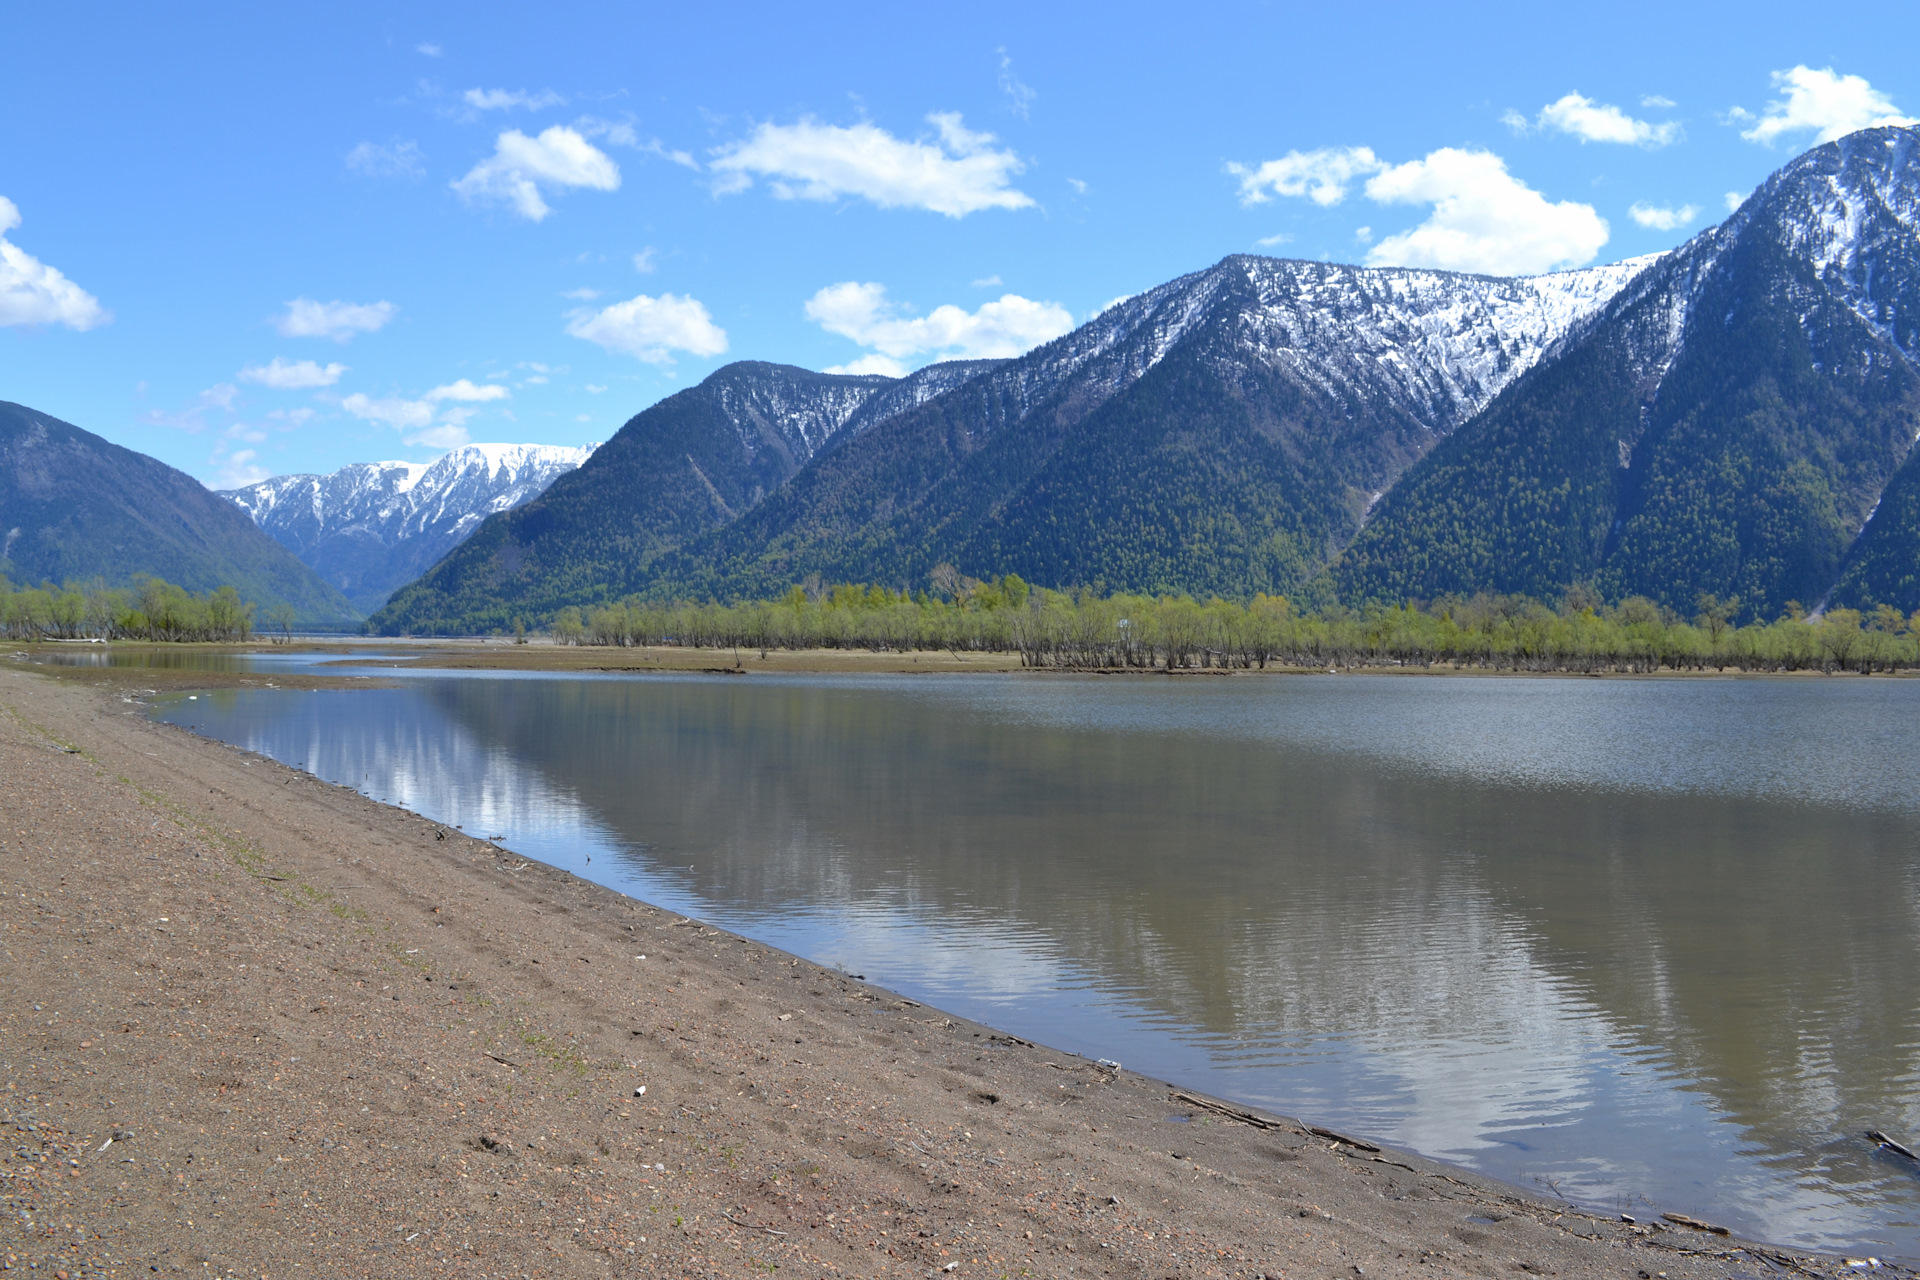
[0,663,1897,1278]
[15,635,1920,681]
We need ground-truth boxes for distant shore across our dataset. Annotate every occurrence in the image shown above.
[0,659,1881,1277]
[16,636,1918,683]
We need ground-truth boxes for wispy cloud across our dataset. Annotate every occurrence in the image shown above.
[1628,202,1699,231]
[998,47,1036,119]
[346,140,426,180]
[1229,147,1383,206]
[273,297,395,342]
[426,378,509,402]
[463,87,566,113]
[1504,93,1681,146]
[238,357,346,389]
[710,113,1033,217]
[142,383,238,433]
[416,43,442,58]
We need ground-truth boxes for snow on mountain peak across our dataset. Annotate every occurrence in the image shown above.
[218,441,599,612]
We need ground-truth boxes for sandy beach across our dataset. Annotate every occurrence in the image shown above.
[0,659,1877,1279]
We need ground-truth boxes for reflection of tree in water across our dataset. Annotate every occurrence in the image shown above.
[411,674,1920,1244]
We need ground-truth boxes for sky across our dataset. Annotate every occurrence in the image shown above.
[3,2,1918,489]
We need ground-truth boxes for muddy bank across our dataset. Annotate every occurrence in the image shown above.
[0,664,1882,1279]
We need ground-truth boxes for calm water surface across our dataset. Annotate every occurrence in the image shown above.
[141,659,1920,1256]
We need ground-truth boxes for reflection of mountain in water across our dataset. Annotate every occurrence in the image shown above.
[411,675,1920,1239]
[183,673,1920,1252]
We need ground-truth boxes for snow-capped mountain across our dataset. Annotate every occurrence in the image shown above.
[1343,124,1920,617]
[222,442,597,612]
[373,252,1658,630]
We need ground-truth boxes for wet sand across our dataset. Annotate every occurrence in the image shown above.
[0,661,1880,1279]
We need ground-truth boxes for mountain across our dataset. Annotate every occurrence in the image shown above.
[372,360,996,632]
[375,126,1920,633]
[1341,126,1920,618]
[374,260,1647,633]
[0,400,360,626]
[221,443,597,613]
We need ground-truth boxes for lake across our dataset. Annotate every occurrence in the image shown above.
[145,658,1920,1256]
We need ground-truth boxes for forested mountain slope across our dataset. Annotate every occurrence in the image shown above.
[371,361,994,633]
[0,401,360,626]
[374,255,1647,632]
[1341,126,1920,618]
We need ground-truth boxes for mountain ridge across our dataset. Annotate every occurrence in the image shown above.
[373,252,1653,632]
[0,401,360,626]
[222,442,597,613]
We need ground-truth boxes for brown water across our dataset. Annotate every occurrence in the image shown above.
[146,661,1920,1256]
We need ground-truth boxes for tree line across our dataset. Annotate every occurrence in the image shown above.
[549,572,1920,674]
[0,576,259,642]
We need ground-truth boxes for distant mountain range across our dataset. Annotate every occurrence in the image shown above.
[0,401,359,627]
[372,257,1653,631]
[220,443,596,613]
[10,128,1919,636]
[373,126,1920,633]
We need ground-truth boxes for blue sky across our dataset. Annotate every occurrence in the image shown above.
[3,2,1917,488]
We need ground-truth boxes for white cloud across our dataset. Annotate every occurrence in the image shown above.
[1228,147,1384,206]
[824,353,909,377]
[1093,295,1133,318]
[1641,95,1677,109]
[1528,93,1681,146]
[213,448,271,488]
[709,113,1033,217]
[0,196,110,330]
[1255,232,1292,248]
[998,48,1035,119]
[1066,177,1088,195]
[416,43,442,57]
[970,274,1003,287]
[576,121,698,170]
[1736,66,1915,146]
[407,423,471,449]
[346,140,425,179]
[1724,190,1747,213]
[341,393,435,429]
[566,292,729,363]
[1355,226,1373,243]
[142,383,238,433]
[560,287,601,300]
[1363,149,1609,275]
[239,357,347,389]
[1628,202,1700,231]
[452,126,620,221]
[426,378,510,402]
[584,383,607,393]
[632,247,657,273]
[463,88,566,112]
[273,297,396,341]
[805,281,1073,368]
